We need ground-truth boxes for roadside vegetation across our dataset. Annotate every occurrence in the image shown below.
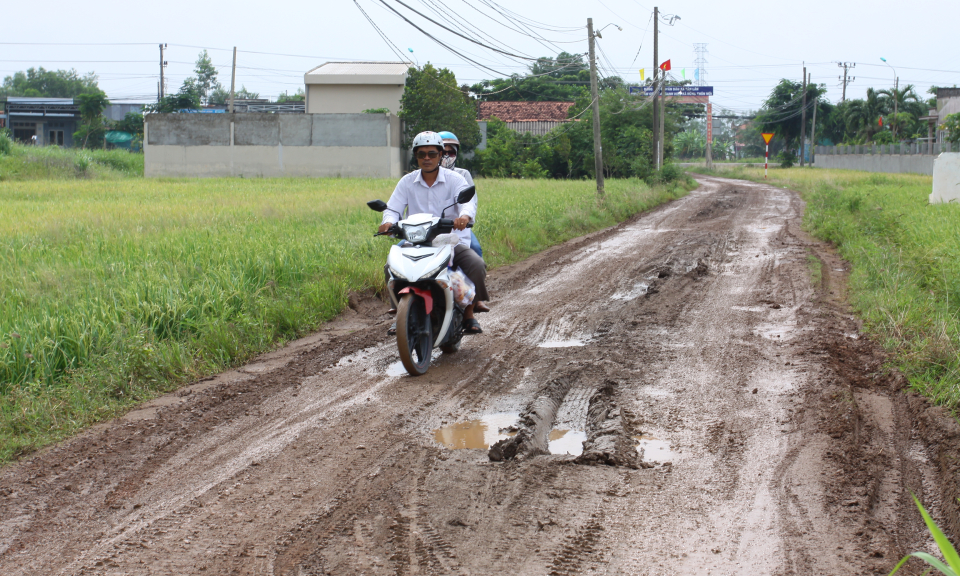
[0,175,693,462]
[0,135,143,180]
[695,166,960,409]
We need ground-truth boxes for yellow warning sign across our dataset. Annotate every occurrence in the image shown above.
[761,133,774,145]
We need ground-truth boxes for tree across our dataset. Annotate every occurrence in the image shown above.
[755,79,827,155]
[277,88,305,103]
[74,91,110,148]
[189,50,221,104]
[877,84,922,139]
[0,67,99,98]
[942,113,960,145]
[144,84,201,114]
[114,111,144,139]
[208,85,260,105]
[399,64,481,153]
[471,52,593,102]
[842,88,885,142]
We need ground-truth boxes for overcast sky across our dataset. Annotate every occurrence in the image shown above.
[3,0,957,113]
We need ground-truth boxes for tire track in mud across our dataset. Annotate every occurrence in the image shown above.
[1,175,955,576]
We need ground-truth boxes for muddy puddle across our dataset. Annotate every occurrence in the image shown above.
[434,415,585,455]
[634,434,676,463]
[538,339,589,348]
[611,282,649,301]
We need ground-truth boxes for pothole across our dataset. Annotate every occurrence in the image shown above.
[548,430,586,456]
[634,434,675,463]
[433,413,518,449]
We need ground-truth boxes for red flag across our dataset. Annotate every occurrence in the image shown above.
[878,116,884,127]
[659,60,671,71]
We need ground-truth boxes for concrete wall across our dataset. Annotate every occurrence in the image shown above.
[815,153,935,175]
[144,112,403,178]
[305,84,404,114]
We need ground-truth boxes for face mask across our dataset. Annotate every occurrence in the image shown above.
[441,155,456,169]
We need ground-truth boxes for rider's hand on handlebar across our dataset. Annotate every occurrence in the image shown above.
[453,216,470,231]
[378,222,394,234]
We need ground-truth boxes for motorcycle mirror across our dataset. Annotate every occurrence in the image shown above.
[456,186,476,204]
[367,200,388,212]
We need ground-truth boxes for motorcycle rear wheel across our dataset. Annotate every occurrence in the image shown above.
[396,293,433,376]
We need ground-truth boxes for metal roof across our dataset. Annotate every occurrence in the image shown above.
[7,97,73,105]
[304,61,412,85]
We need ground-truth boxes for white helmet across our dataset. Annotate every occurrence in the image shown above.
[411,131,444,151]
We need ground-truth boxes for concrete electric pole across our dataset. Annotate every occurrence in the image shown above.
[159,43,168,100]
[652,6,659,170]
[837,62,855,103]
[230,47,238,114]
[587,19,605,197]
[799,67,807,167]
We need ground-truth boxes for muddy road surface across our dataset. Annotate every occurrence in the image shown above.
[1,175,952,575]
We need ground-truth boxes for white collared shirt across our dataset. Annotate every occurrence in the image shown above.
[382,167,475,248]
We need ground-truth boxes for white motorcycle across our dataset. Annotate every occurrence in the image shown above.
[368,187,476,376]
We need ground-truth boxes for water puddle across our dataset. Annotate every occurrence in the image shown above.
[548,429,586,456]
[539,339,588,348]
[611,282,649,301]
[634,434,675,463]
[433,413,518,449]
[385,354,439,377]
[433,415,585,456]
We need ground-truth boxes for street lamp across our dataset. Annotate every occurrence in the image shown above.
[594,23,622,38]
[880,57,898,139]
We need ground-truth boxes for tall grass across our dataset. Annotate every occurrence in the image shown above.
[702,167,960,408]
[0,176,692,461]
[0,141,143,180]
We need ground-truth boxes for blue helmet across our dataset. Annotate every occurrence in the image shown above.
[437,131,460,149]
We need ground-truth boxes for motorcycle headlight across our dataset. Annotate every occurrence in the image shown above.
[388,266,408,281]
[403,223,430,243]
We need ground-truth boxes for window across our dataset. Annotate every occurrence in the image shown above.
[49,130,64,146]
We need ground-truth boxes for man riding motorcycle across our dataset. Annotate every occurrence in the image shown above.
[379,131,488,335]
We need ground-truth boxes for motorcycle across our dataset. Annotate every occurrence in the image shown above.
[367,186,476,376]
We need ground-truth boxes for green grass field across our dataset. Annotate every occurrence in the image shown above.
[0,175,692,461]
[0,143,143,180]
[698,166,960,408]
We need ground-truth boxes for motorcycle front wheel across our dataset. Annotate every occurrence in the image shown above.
[396,293,433,376]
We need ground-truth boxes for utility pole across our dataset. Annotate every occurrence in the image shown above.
[799,67,807,167]
[652,6,659,170]
[587,19,604,197]
[229,47,238,114]
[837,62,855,103]
[810,86,818,166]
[893,76,899,140]
[159,43,168,99]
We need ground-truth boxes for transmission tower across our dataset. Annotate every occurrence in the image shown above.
[693,43,708,86]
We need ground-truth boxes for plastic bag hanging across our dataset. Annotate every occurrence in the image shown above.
[449,267,476,309]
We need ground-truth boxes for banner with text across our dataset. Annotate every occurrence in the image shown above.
[629,86,714,96]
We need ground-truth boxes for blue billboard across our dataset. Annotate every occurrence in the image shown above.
[628,86,714,96]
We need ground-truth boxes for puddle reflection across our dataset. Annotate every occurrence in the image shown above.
[548,430,586,456]
[539,339,588,348]
[433,413,518,449]
[634,435,675,463]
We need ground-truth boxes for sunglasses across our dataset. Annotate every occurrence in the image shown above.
[416,150,440,159]
[443,149,458,157]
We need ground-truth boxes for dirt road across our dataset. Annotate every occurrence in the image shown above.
[1,175,955,575]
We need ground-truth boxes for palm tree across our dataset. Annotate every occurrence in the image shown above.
[843,88,885,142]
[877,84,921,138]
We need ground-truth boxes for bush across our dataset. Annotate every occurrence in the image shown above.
[0,130,12,156]
[645,163,688,186]
[74,153,91,175]
[777,150,795,168]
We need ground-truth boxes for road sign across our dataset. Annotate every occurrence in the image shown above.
[629,86,714,96]
[762,134,774,179]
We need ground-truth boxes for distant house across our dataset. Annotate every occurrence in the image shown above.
[304,61,412,114]
[477,101,576,136]
[4,97,82,146]
[937,87,960,143]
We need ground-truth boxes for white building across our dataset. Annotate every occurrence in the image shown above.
[304,61,412,115]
